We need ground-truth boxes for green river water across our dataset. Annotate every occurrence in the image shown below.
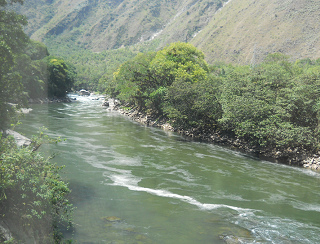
[17,94,320,243]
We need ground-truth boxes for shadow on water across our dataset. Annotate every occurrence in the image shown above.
[68,180,96,206]
[61,180,97,238]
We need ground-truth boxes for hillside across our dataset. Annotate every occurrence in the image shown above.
[192,0,320,64]
[12,0,320,70]
[13,0,226,53]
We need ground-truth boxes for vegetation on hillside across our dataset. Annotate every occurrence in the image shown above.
[12,0,320,93]
[1,1,74,242]
[191,0,320,64]
[67,47,137,92]
[105,43,320,158]
[13,0,228,53]
[12,40,76,100]
[0,132,74,243]
[13,0,320,67]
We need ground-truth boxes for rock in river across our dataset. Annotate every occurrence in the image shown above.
[101,216,122,222]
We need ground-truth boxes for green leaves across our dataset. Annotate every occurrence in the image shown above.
[109,42,210,116]
[108,48,320,153]
[47,56,76,98]
[217,53,320,150]
[150,42,208,86]
[0,0,29,130]
[0,131,73,243]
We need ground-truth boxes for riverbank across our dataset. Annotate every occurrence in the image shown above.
[105,99,320,171]
[28,97,72,104]
[0,129,74,243]
[13,95,320,243]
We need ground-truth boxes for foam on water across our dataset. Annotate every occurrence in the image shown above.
[18,94,320,243]
[107,173,253,213]
[292,202,320,212]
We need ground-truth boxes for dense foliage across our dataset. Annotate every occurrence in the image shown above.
[217,54,320,151]
[0,131,73,243]
[10,40,76,100]
[1,1,74,243]
[68,47,137,92]
[0,0,29,130]
[46,57,76,98]
[105,42,209,114]
[105,43,320,154]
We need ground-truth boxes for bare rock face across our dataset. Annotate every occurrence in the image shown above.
[5,130,32,147]
[0,221,13,243]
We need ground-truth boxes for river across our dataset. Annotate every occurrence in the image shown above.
[17,94,320,243]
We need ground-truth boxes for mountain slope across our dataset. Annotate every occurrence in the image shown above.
[13,0,320,64]
[192,0,320,64]
[14,0,226,52]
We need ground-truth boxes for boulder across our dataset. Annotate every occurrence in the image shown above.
[101,216,122,222]
[102,101,109,107]
[0,221,13,243]
[5,130,31,147]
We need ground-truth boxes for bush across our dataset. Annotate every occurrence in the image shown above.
[0,132,73,243]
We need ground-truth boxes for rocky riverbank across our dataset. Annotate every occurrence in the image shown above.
[28,97,72,104]
[303,157,320,170]
[4,130,32,147]
[104,99,320,171]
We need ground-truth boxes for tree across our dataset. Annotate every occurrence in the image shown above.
[0,0,29,130]
[110,52,156,109]
[150,42,208,86]
[164,72,222,131]
[0,131,74,243]
[109,42,209,115]
[47,57,76,98]
[13,41,50,99]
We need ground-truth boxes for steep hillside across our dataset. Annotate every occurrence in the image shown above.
[13,0,320,65]
[192,0,320,64]
[13,0,226,54]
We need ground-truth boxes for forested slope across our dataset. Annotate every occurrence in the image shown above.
[1,1,74,242]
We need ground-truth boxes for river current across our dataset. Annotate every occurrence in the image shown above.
[17,94,320,243]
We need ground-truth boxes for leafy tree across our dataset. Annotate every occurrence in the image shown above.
[17,41,50,99]
[110,52,156,109]
[150,42,209,86]
[164,76,222,131]
[109,42,209,115]
[47,57,76,98]
[0,0,29,130]
[0,131,73,243]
